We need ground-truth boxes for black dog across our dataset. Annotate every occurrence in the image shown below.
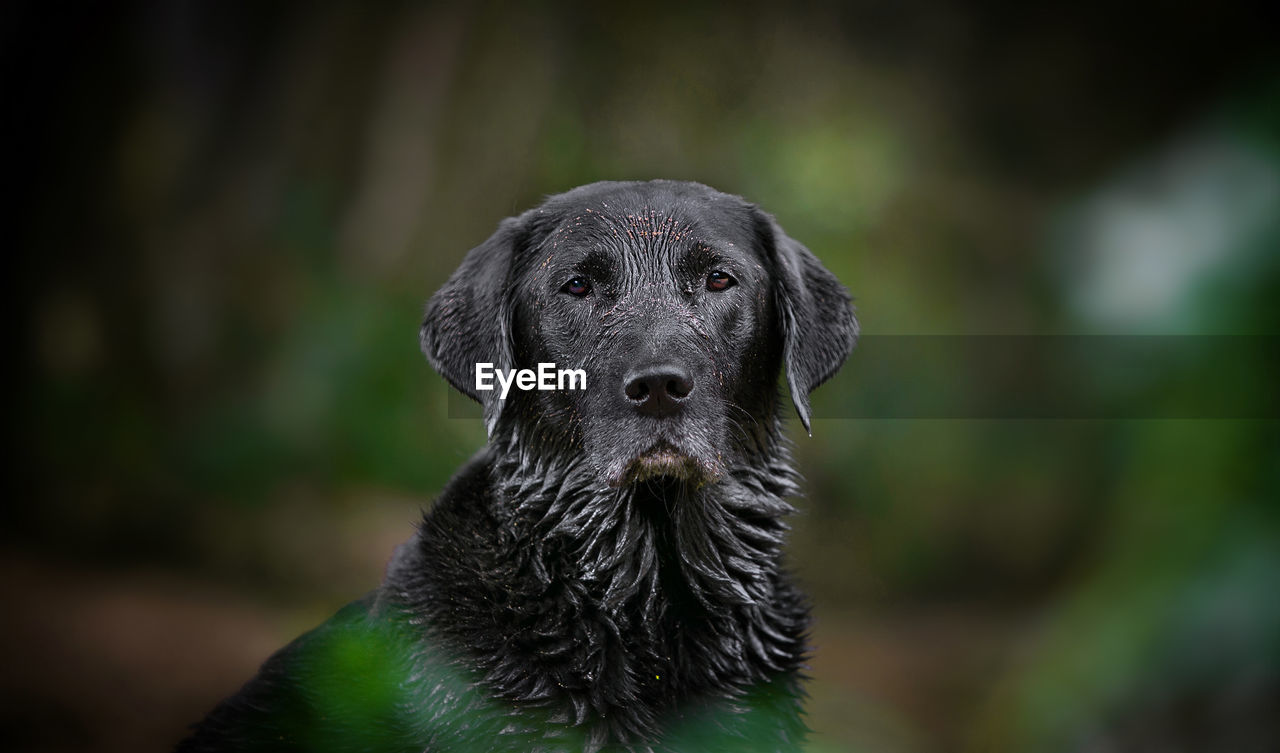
[177,180,856,752]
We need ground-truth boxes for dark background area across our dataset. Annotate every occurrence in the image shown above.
[5,2,1278,751]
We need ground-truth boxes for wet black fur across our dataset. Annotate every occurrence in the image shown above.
[176,180,857,752]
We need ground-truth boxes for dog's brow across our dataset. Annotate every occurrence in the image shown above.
[576,248,615,280]
[684,242,719,265]
[680,242,737,275]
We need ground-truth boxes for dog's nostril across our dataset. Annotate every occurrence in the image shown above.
[625,379,650,402]
[667,377,692,399]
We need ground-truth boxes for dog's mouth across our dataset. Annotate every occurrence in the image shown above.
[608,441,719,488]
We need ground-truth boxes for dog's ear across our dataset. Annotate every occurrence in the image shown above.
[755,209,858,435]
[421,216,522,432]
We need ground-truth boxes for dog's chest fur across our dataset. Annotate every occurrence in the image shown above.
[377,429,810,750]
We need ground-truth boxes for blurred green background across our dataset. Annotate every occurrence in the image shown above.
[6,2,1278,751]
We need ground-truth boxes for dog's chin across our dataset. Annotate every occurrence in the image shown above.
[604,442,721,489]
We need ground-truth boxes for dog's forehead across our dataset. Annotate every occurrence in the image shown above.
[533,183,759,262]
[547,206,703,254]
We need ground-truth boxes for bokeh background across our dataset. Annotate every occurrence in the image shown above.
[6,2,1278,751]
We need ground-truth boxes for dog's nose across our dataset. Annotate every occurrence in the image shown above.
[623,363,694,416]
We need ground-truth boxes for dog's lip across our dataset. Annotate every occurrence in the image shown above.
[610,441,707,487]
[635,441,690,468]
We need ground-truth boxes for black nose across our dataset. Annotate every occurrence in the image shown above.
[623,363,694,416]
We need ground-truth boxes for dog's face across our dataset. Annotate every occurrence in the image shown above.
[422,181,856,488]
[505,188,784,488]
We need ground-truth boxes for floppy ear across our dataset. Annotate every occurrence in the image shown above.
[756,209,858,435]
[420,217,522,432]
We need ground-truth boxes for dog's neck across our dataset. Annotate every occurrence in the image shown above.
[496,407,797,567]
[490,425,800,610]
[394,415,808,743]
[426,419,804,734]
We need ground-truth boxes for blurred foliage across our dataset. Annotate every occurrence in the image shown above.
[8,1,1279,751]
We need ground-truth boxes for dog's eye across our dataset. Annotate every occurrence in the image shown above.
[706,270,736,291]
[562,277,592,297]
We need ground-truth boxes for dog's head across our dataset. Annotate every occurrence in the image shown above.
[422,180,856,488]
